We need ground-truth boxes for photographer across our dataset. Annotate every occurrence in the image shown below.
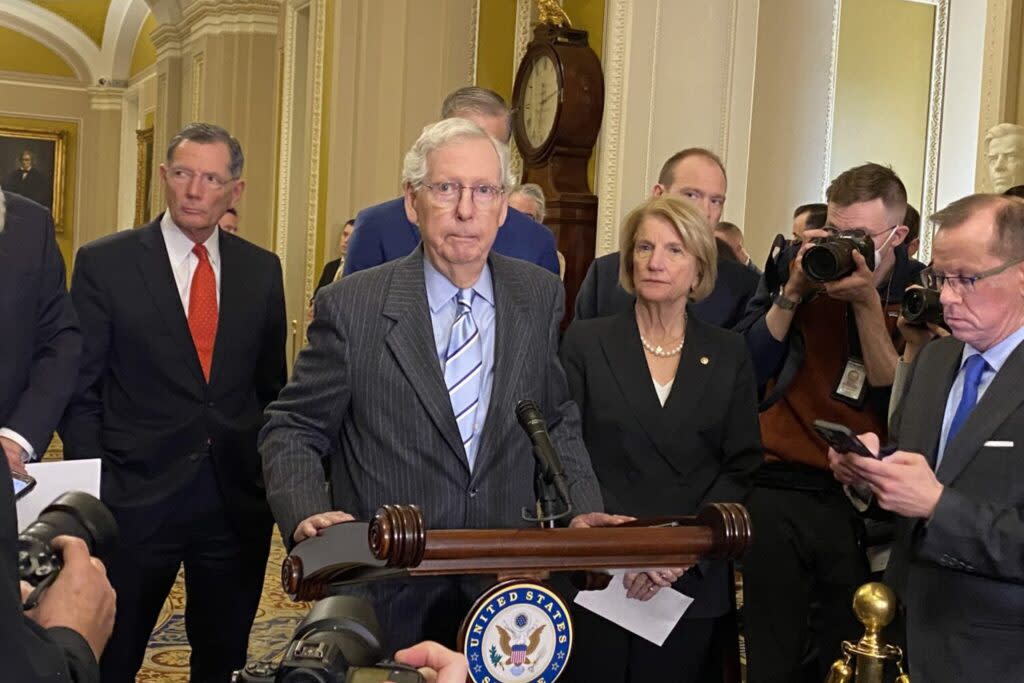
[2,461,117,682]
[737,163,924,682]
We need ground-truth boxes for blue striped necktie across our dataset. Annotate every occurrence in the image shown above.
[444,288,482,466]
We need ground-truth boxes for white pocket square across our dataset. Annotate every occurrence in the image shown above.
[983,440,1014,448]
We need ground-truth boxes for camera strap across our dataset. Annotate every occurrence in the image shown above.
[758,328,804,412]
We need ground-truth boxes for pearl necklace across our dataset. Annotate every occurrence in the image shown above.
[639,333,684,358]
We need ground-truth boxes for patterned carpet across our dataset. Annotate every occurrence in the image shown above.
[136,531,309,682]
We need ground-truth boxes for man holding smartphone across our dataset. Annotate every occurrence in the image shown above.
[0,188,117,681]
[829,193,1024,682]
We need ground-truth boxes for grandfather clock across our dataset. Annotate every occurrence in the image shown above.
[511,18,604,326]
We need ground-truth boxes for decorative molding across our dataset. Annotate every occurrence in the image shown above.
[190,52,205,120]
[303,0,329,309]
[151,24,186,59]
[978,0,1015,192]
[274,2,299,266]
[469,0,481,86]
[274,0,327,309]
[719,0,739,159]
[595,0,629,256]
[642,1,663,190]
[134,126,155,225]
[88,86,126,111]
[919,0,949,263]
[822,0,842,199]
[0,70,87,92]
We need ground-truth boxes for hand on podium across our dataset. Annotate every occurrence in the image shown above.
[293,510,356,543]
[389,641,468,683]
[568,512,685,601]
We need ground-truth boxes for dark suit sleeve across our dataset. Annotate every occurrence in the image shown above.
[1,460,99,683]
[537,228,560,275]
[735,274,790,388]
[573,258,600,321]
[698,340,763,507]
[255,255,287,409]
[260,289,352,541]
[544,285,603,515]
[6,211,81,455]
[59,247,110,461]
[343,210,386,276]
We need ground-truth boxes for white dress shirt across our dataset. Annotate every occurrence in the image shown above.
[160,211,222,311]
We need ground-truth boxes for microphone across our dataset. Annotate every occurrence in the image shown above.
[515,399,573,510]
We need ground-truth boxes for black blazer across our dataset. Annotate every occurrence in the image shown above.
[560,309,763,616]
[886,336,1024,681]
[315,258,341,294]
[0,191,80,456]
[60,219,287,541]
[573,251,759,329]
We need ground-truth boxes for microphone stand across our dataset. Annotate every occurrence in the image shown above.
[523,445,572,527]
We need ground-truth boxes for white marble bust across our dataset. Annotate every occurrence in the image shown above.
[985,122,1024,193]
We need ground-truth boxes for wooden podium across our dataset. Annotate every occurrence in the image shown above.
[281,503,752,682]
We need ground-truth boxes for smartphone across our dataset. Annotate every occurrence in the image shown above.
[813,419,880,458]
[12,471,36,499]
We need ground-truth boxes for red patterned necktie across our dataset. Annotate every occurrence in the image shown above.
[188,243,218,381]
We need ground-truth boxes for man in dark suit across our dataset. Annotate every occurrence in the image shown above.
[60,123,287,683]
[4,150,51,209]
[0,189,116,682]
[343,87,559,276]
[830,193,1024,682]
[261,118,612,651]
[574,148,759,327]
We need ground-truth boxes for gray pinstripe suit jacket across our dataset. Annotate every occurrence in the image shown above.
[260,246,602,544]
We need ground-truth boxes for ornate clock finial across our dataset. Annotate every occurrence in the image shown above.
[536,0,572,28]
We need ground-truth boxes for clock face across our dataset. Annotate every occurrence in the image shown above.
[522,54,559,149]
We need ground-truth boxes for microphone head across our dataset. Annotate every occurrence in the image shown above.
[516,399,542,427]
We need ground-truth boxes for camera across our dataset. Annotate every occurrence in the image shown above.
[802,231,875,282]
[232,596,425,683]
[18,491,118,588]
[901,287,945,326]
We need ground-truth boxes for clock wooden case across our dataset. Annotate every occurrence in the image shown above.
[511,23,604,326]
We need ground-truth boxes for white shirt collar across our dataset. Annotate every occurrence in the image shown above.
[160,210,220,267]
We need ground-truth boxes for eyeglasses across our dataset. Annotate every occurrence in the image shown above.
[419,182,504,206]
[167,167,234,190]
[921,257,1024,294]
[821,224,898,239]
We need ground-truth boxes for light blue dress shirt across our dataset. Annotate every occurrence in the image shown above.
[936,324,1024,468]
[424,258,496,469]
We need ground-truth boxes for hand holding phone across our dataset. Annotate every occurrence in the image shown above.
[813,420,895,459]
[12,471,36,499]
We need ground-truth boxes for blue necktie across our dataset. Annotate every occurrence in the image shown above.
[444,288,482,467]
[947,354,990,445]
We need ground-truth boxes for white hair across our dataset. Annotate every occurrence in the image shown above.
[0,189,6,234]
[510,183,547,223]
[401,118,514,192]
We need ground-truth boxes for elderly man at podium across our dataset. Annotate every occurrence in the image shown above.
[260,117,633,650]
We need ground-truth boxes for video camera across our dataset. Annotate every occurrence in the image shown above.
[232,596,425,683]
[901,286,945,327]
[18,491,118,596]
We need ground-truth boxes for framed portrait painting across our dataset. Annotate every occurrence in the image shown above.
[0,126,67,230]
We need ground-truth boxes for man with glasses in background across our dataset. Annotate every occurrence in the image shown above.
[829,193,1024,682]
[737,163,924,682]
[260,118,621,651]
[61,122,287,682]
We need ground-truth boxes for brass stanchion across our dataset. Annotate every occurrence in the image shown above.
[825,583,909,683]
[290,319,299,366]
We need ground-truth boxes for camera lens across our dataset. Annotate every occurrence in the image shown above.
[19,492,118,569]
[803,241,851,282]
[902,287,944,325]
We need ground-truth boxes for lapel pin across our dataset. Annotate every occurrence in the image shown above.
[700,356,710,365]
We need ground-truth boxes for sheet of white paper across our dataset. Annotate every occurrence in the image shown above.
[573,574,694,646]
[16,459,102,532]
